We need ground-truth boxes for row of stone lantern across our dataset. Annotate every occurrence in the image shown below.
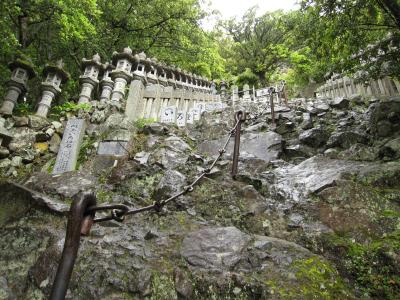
[0,47,218,118]
[75,47,217,105]
[0,57,70,118]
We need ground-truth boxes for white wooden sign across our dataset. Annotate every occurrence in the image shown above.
[160,106,177,123]
[176,111,186,127]
[187,109,194,124]
[196,103,205,113]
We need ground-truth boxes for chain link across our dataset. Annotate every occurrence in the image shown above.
[87,113,244,223]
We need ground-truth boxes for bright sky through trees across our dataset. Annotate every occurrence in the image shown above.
[201,0,299,30]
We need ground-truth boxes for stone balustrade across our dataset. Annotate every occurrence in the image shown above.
[316,75,400,99]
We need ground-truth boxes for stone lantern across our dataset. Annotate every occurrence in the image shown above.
[99,62,115,102]
[158,65,168,87]
[167,66,177,88]
[132,52,147,83]
[146,58,159,85]
[182,72,190,90]
[175,68,184,89]
[211,80,217,95]
[36,60,69,118]
[220,80,227,98]
[110,47,135,103]
[78,53,102,104]
[188,73,195,91]
[0,58,36,116]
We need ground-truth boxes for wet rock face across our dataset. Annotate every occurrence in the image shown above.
[198,131,283,163]
[269,156,373,203]
[1,95,400,299]
[181,227,251,270]
[326,130,368,149]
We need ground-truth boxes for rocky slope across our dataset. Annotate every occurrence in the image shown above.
[0,95,399,299]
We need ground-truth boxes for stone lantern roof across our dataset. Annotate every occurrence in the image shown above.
[100,61,115,76]
[81,53,103,71]
[111,46,136,65]
[42,59,70,84]
[8,57,36,79]
[137,52,147,62]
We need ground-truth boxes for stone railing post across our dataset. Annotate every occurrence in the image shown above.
[125,52,147,121]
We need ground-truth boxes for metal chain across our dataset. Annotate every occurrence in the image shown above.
[87,111,245,223]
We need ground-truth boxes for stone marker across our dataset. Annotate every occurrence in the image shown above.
[205,103,215,112]
[52,118,86,174]
[160,106,177,123]
[196,103,205,113]
[187,109,194,124]
[192,108,201,121]
[176,111,186,127]
[214,102,223,110]
[97,141,128,156]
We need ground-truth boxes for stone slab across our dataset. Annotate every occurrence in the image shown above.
[97,141,129,156]
[52,118,86,175]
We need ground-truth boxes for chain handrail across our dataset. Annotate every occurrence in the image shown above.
[86,111,245,223]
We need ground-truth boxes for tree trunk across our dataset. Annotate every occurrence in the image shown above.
[17,14,28,48]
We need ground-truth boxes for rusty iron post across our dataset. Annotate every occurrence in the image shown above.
[281,80,289,107]
[50,192,96,300]
[269,87,276,126]
[231,111,245,178]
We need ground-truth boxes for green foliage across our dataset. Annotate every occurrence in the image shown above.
[77,135,96,168]
[236,68,258,87]
[149,273,177,300]
[266,257,350,299]
[218,8,290,84]
[134,118,157,129]
[327,229,400,299]
[50,101,91,118]
[14,102,34,116]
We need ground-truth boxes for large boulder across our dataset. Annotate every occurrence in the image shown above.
[181,227,251,270]
[299,128,329,148]
[369,98,400,137]
[326,131,368,149]
[379,137,400,160]
[330,97,349,109]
